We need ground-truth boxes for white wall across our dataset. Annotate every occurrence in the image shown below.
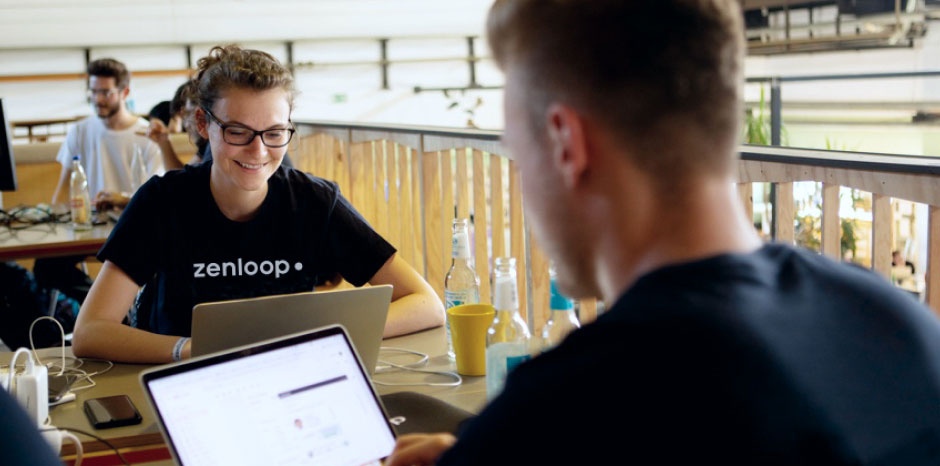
[2,2,939,145]
[0,0,493,47]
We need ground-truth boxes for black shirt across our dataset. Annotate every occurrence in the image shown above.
[98,161,395,336]
[439,244,940,465]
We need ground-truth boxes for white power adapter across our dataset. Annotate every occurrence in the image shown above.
[15,363,49,426]
[6,348,49,426]
[6,319,86,466]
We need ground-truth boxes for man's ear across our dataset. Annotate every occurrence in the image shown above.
[194,107,210,140]
[120,86,130,101]
[545,103,589,188]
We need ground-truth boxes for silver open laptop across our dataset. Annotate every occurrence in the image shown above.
[140,325,397,466]
[190,286,392,374]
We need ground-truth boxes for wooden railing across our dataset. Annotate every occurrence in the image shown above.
[6,120,938,325]
[737,145,940,305]
[292,122,940,328]
[291,122,587,331]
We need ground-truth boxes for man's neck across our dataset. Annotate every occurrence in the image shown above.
[594,178,763,304]
[102,107,137,131]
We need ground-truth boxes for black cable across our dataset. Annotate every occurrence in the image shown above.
[57,427,132,466]
[0,206,71,230]
[0,205,99,231]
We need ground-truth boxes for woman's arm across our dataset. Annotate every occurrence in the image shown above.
[146,118,185,171]
[72,261,190,363]
[368,254,445,337]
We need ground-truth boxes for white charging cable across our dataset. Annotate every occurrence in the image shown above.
[21,316,113,395]
[29,316,68,375]
[40,423,83,466]
[60,431,83,466]
[374,347,430,372]
[372,347,462,387]
[5,348,35,390]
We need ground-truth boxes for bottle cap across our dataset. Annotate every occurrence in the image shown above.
[550,279,574,310]
[493,276,518,311]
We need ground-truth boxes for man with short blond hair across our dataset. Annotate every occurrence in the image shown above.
[388,1,940,464]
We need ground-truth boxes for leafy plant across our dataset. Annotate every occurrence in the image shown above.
[744,87,770,145]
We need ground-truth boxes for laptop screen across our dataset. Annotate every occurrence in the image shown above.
[143,327,396,466]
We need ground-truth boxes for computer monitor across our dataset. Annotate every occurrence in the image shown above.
[0,98,17,192]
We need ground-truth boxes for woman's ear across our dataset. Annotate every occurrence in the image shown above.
[194,107,210,140]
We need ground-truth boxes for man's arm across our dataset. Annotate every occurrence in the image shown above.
[94,191,131,211]
[51,162,70,206]
[52,124,79,206]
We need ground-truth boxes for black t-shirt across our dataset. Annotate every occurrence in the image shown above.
[439,244,940,465]
[98,161,395,336]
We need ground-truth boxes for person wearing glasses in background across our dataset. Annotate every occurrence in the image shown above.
[52,58,165,213]
[72,45,445,364]
[33,59,165,306]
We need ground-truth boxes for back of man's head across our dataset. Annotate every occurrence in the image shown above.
[487,0,744,181]
[87,58,130,89]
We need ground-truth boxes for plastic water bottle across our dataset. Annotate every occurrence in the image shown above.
[444,219,480,359]
[485,257,531,400]
[69,155,92,231]
[541,263,580,350]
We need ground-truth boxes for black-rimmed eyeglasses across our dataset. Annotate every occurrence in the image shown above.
[202,107,295,148]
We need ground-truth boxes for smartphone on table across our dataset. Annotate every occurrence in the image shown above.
[84,395,142,429]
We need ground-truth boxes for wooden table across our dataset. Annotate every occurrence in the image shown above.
[0,222,112,261]
[1,326,485,465]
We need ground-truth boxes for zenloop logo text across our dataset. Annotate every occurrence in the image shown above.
[193,259,303,279]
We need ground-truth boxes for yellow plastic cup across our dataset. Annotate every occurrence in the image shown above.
[447,304,496,376]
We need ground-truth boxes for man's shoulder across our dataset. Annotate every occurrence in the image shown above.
[67,116,98,135]
[758,243,929,317]
[617,243,927,322]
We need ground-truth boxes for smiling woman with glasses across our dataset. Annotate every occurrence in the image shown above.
[73,45,445,364]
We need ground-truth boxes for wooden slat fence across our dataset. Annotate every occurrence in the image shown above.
[291,123,940,332]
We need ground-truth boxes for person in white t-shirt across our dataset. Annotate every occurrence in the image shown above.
[37,58,165,306]
[51,58,164,210]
